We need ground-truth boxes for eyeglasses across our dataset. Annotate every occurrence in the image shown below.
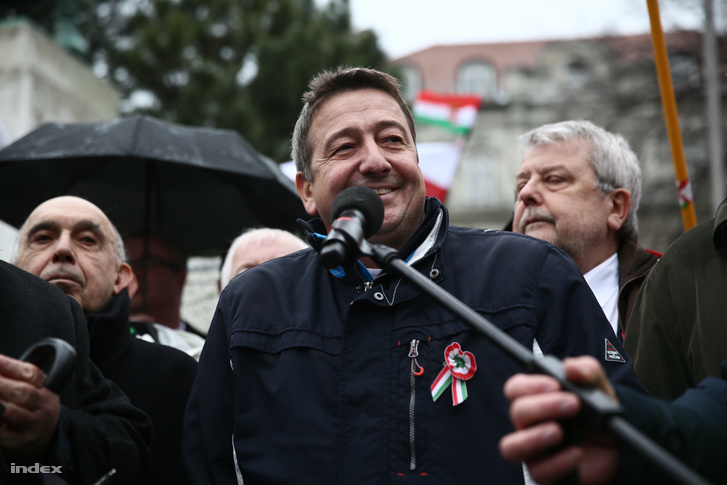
[129,255,185,272]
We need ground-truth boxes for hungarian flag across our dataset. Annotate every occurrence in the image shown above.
[413,91,482,135]
[417,141,464,202]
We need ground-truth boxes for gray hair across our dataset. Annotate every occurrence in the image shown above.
[291,66,416,181]
[518,120,642,240]
[110,224,127,264]
[220,227,308,290]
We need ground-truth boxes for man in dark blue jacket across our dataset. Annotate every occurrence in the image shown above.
[183,66,647,484]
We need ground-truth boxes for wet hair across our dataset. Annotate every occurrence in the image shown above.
[518,120,642,240]
[291,66,416,181]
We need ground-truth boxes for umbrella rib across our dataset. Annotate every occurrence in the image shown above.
[130,115,145,156]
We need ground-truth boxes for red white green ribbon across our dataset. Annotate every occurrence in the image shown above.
[430,342,477,406]
[676,179,693,209]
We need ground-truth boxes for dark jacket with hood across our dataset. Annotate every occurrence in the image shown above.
[185,198,646,485]
[87,289,197,485]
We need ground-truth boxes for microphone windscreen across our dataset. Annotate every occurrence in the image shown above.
[331,186,385,238]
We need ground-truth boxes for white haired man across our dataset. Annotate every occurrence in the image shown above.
[218,227,308,292]
[512,120,659,338]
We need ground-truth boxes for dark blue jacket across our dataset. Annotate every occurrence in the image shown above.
[184,198,645,484]
[616,360,727,484]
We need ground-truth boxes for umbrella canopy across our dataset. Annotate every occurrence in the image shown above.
[0,115,307,256]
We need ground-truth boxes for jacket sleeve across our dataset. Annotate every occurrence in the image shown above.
[183,298,237,484]
[614,361,727,485]
[534,245,647,393]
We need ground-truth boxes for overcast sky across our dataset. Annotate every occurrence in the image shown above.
[348,0,721,59]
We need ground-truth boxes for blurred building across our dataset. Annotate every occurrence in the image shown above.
[0,18,119,259]
[0,18,119,144]
[393,31,727,252]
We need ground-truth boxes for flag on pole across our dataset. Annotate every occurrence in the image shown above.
[413,91,482,135]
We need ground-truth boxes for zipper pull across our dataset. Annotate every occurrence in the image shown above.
[409,339,424,376]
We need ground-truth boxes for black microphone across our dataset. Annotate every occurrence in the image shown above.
[319,186,385,269]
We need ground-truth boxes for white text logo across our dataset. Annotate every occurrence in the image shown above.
[10,463,63,474]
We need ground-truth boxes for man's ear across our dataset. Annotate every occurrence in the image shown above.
[607,188,631,232]
[296,172,319,216]
[114,263,135,295]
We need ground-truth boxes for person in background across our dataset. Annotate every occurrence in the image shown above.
[218,227,308,292]
[0,260,151,484]
[499,355,727,485]
[183,66,645,485]
[625,196,727,401]
[511,120,658,338]
[124,230,206,358]
[13,196,198,485]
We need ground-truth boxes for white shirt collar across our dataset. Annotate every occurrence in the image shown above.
[583,252,620,335]
[365,209,443,276]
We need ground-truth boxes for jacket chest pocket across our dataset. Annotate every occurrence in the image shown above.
[228,328,343,479]
[229,328,342,400]
[388,314,534,478]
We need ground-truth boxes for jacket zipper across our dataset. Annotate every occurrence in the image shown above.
[408,338,424,471]
[354,263,381,292]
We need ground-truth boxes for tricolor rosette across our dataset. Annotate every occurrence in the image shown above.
[430,342,477,406]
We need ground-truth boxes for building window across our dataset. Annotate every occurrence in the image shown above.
[457,61,497,100]
[565,60,590,87]
[463,156,496,207]
[399,64,422,102]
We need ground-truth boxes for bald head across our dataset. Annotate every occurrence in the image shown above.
[13,196,132,314]
[220,228,308,291]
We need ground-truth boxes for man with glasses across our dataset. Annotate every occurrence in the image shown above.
[125,231,206,358]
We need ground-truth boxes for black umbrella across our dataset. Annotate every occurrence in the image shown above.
[0,115,306,256]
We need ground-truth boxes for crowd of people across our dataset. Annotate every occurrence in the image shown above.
[0,65,724,484]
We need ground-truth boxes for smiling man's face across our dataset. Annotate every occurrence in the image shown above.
[14,196,132,314]
[295,88,426,251]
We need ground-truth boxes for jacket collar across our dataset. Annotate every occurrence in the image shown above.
[617,237,659,286]
[86,289,134,360]
[298,197,447,280]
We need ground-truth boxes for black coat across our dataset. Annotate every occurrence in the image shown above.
[0,261,151,484]
[87,289,197,485]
